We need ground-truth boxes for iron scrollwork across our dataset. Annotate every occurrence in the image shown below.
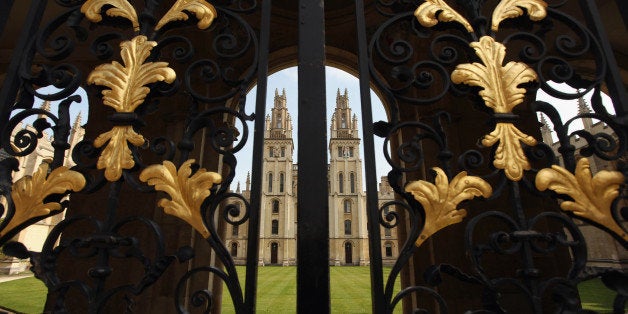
[370,0,627,312]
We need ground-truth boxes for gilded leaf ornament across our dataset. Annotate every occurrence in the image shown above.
[87,35,176,181]
[87,36,176,113]
[81,0,139,31]
[415,0,474,33]
[451,36,538,181]
[93,126,146,181]
[140,160,222,239]
[155,0,218,31]
[536,158,627,241]
[482,123,537,181]
[451,36,538,113]
[405,168,492,247]
[0,163,86,238]
[492,0,547,31]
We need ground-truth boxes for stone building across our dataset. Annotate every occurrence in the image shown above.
[0,101,84,274]
[539,96,627,271]
[226,88,398,266]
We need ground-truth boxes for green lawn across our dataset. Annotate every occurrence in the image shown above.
[0,269,619,313]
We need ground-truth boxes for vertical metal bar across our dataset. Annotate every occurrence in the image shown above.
[245,1,272,313]
[0,0,15,38]
[297,0,329,312]
[354,0,386,313]
[0,0,47,124]
[580,0,628,116]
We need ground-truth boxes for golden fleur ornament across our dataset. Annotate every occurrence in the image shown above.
[451,36,538,113]
[81,0,140,31]
[415,0,474,32]
[93,126,146,181]
[156,0,218,31]
[87,35,176,113]
[492,0,547,31]
[536,158,627,241]
[140,159,222,239]
[0,163,85,238]
[482,123,537,181]
[87,35,176,181]
[405,168,492,247]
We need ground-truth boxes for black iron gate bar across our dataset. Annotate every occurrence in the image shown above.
[0,0,626,313]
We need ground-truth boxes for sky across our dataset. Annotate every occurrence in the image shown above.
[29,67,616,191]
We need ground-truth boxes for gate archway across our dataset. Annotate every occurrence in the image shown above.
[0,1,627,313]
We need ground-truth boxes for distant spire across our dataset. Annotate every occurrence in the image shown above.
[577,92,591,115]
[337,88,341,97]
[344,88,348,97]
[539,113,550,132]
[275,88,279,96]
[236,182,241,193]
[246,172,251,191]
[282,88,286,96]
[73,111,83,130]
[40,100,51,112]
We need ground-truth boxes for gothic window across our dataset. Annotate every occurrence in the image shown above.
[268,173,273,192]
[276,115,282,128]
[232,224,239,236]
[339,173,344,193]
[281,146,285,157]
[348,147,353,157]
[273,200,279,213]
[279,173,285,192]
[341,115,347,128]
[272,219,279,235]
[344,199,351,213]
[231,242,238,257]
[338,146,343,157]
[344,220,351,235]
[350,173,355,193]
[385,243,392,257]
[269,147,274,157]
[384,227,391,237]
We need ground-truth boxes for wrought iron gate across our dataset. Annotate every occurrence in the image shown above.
[0,0,627,313]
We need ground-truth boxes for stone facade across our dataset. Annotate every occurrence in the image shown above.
[539,96,627,271]
[226,89,398,266]
[0,101,85,274]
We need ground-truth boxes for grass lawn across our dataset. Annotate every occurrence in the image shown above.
[0,276,46,314]
[0,269,619,313]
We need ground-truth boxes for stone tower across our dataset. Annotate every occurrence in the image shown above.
[328,88,368,265]
[260,88,296,265]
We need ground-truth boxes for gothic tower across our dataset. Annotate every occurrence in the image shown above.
[260,88,296,265]
[328,88,368,265]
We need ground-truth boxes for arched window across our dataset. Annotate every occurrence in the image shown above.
[344,219,351,235]
[344,199,351,213]
[339,173,344,193]
[272,219,279,235]
[276,115,282,128]
[337,146,343,157]
[272,200,279,213]
[231,242,238,257]
[269,147,274,157]
[385,243,393,257]
[279,173,285,192]
[281,147,285,157]
[232,224,239,236]
[350,173,355,193]
[268,173,273,192]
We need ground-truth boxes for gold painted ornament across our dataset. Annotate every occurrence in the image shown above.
[81,0,140,31]
[156,0,218,31]
[536,158,627,241]
[140,159,222,239]
[87,35,176,181]
[0,163,86,238]
[405,168,492,247]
